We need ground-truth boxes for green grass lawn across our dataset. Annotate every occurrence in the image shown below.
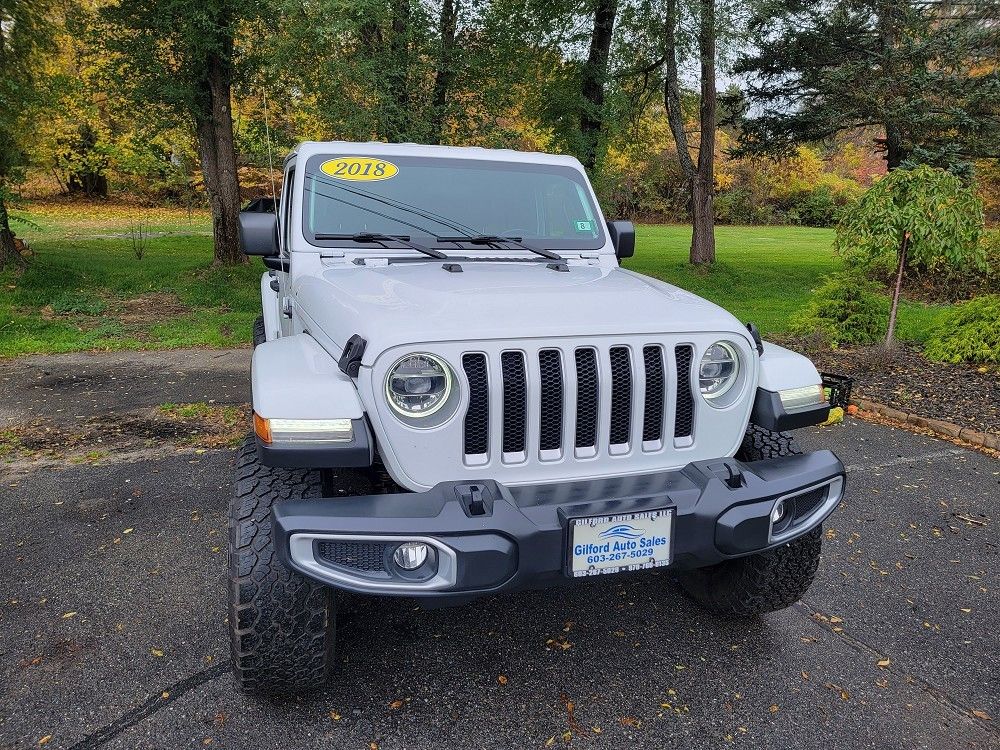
[625,224,947,342]
[0,205,949,357]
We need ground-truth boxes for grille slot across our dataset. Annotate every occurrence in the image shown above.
[609,347,632,445]
[642,346,664,443]
[575,348,599,448]
[462,353,489,455]
[501,351,527,454]
[316,541,389,573]
[675,345,695,439]
[538,350,563,452]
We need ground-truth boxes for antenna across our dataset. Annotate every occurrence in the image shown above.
[262,86,277,205]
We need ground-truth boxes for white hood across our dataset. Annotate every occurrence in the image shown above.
[294,260,751,360]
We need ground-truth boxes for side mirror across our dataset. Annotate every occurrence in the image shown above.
[239,211,279,256]
[607,220,635,260]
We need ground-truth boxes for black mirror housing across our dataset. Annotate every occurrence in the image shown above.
[607,220,635,260]
[239,211,279,256]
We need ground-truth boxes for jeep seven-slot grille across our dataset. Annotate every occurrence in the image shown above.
[609,347,632,445]
[538,350,563,451]
[462,353,489,454]
[642,346,664,442]
[500,351,527,454]
[462,344,697,459]
[575,349,599,448]
[674,345,695,438]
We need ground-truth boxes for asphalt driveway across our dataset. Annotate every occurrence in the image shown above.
[0,350,997,750]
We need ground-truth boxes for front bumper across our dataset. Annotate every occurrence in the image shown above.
[272,450,845,604]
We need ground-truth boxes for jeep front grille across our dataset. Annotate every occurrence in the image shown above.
[462,343,697,460]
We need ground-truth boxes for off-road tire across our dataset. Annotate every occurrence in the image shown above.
[676,423,820,617]
[229,436,335,694]
[252,315,266,348]
[736,423,802,461]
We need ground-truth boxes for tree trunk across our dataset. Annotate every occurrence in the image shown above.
[884,122,907,170]
[429,0,459,145]
[195,48,243,266]
[386,0,411,142]
[690,0,717,264]
[886,231,909,344]
[579,0,618,171]
[0,194,25,271]
[663,0,716,265]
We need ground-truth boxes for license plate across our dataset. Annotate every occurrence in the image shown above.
[567,509,674,577]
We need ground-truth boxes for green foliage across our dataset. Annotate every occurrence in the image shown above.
[733,0,1000,171]
[50,290,105,315]
[790,273,890,346]
[836,165,985,276]
[924,295,1000,364]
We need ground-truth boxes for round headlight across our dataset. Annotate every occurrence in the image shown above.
[385,353,453,417]
[699,342,740,401]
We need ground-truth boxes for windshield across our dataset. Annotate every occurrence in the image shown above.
[301,154,605,252]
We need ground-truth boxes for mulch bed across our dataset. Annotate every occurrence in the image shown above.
[800,343,1000,436]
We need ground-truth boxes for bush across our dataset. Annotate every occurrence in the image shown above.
[715,187,778,225]
[790,273,889,346]
[786,185,841,227]
[924,295,1000,364]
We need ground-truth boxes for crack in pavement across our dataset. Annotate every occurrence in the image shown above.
[66,662,231,750]
[797,600,998,737]
[843,448,967,473]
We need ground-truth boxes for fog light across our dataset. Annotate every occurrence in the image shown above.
[393,542,429,570]
[771,499,787,524]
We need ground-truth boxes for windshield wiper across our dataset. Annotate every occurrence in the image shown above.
[314,232,448,260]
[436,235,562,261]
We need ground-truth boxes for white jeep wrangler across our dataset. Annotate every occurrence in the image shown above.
[232,142,845,694]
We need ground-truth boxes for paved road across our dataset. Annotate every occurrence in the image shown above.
[1,351,997,750]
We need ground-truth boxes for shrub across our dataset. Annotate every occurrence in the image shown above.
[924,295,1000,364]
[715,187,778,225]
[790,273,889,346]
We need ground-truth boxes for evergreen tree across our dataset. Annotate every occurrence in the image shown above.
[732,0,1000,171]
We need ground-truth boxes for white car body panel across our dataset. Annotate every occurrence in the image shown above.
[252,140,828,490]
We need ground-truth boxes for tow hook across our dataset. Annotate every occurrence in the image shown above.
[456,483,494,517]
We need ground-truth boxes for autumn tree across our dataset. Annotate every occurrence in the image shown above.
[99,0,255,265]
[0,0,54,271]
[836,165,984,343]
[732,0,1000,172]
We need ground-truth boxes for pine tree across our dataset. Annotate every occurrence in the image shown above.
[732,0,1000,171]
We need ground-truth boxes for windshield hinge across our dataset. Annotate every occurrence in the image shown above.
[337,334,367,377]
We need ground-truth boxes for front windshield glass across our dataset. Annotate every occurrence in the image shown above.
[301,154,605,251]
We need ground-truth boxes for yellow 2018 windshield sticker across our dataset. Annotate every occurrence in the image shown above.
[320,157,398,181]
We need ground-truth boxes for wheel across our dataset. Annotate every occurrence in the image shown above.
[228,436,335,694]
[252,315,266,348]
[736,422,802,461]
[675,422,821,617]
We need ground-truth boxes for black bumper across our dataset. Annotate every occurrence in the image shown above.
[272,450,845,604]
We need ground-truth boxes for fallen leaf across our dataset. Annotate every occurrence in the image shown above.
[544,737,555,747]
[592,726,602,734]
[801,671,810,680]
[61,611,77,619]
[39,737,52,746]
[620,716,640,727]
[877,658,891,668]
[972,710,992,721]
[150,648,164,658]
[769,704,779,714]
[388,699,403,710]
[497,675,508,685]
[161,691,170,699]
[329,711,341,721]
